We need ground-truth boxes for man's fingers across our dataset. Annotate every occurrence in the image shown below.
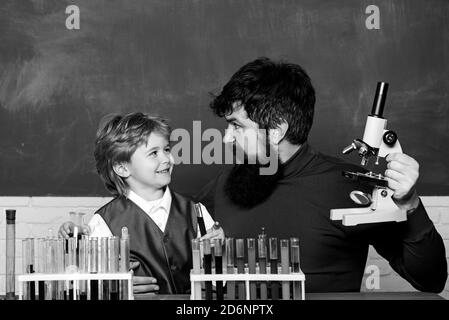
[384,169,406,182]
[133,276,157,285]
[386,153,417,166]
[133,276,159,293]
[386,160,406,172]
[133,284,160,294]
[130,261,140,270]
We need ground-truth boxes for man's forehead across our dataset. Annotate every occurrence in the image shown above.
[225,101,249,121]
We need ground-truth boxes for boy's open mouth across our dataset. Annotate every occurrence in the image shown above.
[156,168,170,174]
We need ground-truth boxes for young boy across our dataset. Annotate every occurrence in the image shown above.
[59,112,224,295]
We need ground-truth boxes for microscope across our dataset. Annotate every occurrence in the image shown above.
[330,82,407,226]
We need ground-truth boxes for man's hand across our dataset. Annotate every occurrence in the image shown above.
[58,221,90,238]
[385,153,420,212]
[130,261,159,295]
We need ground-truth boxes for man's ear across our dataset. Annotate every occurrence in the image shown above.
[269,121,289,145]
[113,162,130,178]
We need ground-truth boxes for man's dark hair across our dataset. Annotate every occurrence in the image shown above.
[210,57,316,145]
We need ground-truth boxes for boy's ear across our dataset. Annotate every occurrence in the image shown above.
[113,162,130,178]
[269,121,289,145]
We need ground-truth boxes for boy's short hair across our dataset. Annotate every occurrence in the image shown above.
[210,57,315,145]
[94,112,171,196]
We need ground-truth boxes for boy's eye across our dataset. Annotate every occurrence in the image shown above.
[233,123,241,129]
[164,146,171,153]
[149,151,157,157]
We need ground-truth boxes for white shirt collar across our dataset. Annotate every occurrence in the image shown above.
[127,187,172,215]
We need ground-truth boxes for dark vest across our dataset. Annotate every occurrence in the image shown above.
[97,190,197,294]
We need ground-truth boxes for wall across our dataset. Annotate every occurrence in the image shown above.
[0,196,448,298]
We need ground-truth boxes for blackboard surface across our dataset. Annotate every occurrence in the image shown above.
[0,0,448,196]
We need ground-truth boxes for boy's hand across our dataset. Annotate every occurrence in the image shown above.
[385,153,421,212]
[130,261,159,295]
[199,223,225,242]
[58,221,90,238]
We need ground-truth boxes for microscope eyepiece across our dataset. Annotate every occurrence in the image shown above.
[371,82,389,118]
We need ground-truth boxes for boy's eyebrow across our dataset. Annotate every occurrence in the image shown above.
[146,146,160,153]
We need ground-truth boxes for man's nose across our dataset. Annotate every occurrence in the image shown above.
[223,127,234,144]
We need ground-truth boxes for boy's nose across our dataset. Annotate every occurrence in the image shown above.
[160,151,172,164]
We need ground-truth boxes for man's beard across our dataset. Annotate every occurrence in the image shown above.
[224,161,283,209]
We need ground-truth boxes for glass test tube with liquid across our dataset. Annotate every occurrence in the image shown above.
[45,238,57,300]
[236,238,245,300]
[22,238,35,300]
[109,236,120,300]
[120,227,130,300]
[213,239,224,300]
[191,239,202,299]
[6,209,16,300]
[225,238,235,300]
[37,238,46,300]
[99,237,109,300]
[280,239,290,300]
[78,236,88,300]
[89,237,99,300]
[203,239,213,300]
[247,238,257,299]
[258,230,268,300]
[269,237,279,300]
[290,237,301,300]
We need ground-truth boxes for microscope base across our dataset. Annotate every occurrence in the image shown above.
[330,207,407,226]
[330,188,407,226]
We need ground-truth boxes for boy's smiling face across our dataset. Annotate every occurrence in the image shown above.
[117,132,174,198]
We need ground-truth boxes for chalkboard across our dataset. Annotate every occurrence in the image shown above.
[0,0,448,196]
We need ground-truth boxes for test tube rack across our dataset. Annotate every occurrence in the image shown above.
[190,266,305,300]
[17,272,134,300]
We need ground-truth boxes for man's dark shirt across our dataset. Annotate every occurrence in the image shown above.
[196,143,447,293]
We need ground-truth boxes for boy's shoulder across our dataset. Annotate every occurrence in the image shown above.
[95,196,128,216]
[170,189,197,205]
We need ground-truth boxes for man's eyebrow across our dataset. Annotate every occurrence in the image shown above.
[225,117,240,123]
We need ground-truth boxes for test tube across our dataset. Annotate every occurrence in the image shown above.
[99,237,109,300]
[236,238,245,300]
[258,232,268,300]
[120,227,130,300]
[191,239,202,300]
[203,239,213,300]
[194,204,207,237]
[34,238,46,300]
[55,238,65,300]
[66,237,78,299]
[5,209,16,300]
[78,236,88,300]
[247,238,257,299]
[225,238,235,300]
[290,237,301,300]
[22,238,35,300]
[89,237,99,300]
[280,239,290,300]
[45,239,57,300]
[109,236,120,300]
[269,237,279,300]
[213,239,224,300]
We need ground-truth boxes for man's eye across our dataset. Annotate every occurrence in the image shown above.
[164,147,171,153]
[149,151,157,157]
[233,123,240,129]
